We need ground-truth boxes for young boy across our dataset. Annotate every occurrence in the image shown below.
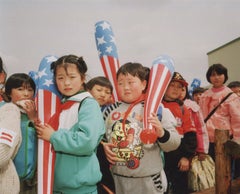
[86,76,115,194]
[162,72,197,194]
[102,62,180,194]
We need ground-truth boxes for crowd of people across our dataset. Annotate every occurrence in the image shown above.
[0,55,240,194]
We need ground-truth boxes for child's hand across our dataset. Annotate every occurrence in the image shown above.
[147,113,165,138]
[102,142,118,165]
[19,100,38,121]
[178,157,190,171]
[35,122,55,141]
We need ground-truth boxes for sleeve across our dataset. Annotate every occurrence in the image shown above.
[50,98,105,156]
[158,105,181,152]
[0,103,21,168]
[193,111,209,154]
[228,94,240,140]
[179,131,197,158]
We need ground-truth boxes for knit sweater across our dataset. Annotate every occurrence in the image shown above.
[0,102,22,194]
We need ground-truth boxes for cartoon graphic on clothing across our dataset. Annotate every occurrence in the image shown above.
[111,119,144,169]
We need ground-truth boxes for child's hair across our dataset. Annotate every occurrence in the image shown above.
[51,54,88,79]
[116,62,149,93]
[192,87,206,96]
[0,56,7,76]
[0,57,3,72]
[206,63,228,84]
[86,76,113,93]
[4,73,36,101]
[182,86,191,101]
[227,81,240,88]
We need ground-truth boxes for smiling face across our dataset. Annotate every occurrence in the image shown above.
[55,63,84,97]
[117,73,146,103]
[164,81,184,101]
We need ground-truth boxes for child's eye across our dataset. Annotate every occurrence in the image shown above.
[17,87,24,91]
[57,77,64,80]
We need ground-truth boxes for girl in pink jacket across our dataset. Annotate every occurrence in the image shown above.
[199,64,240,162]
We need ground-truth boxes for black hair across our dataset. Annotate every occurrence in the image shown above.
[4,73,36,101]
[116,62,149,93]
[0,57,3,72]
[86,76,113,93]
[117,62,148,81]
[182,86,191,101]
[206,63,228,84]
[0,57,7,75]
[227,81,240,88]
[51,54,87,78]
[192,87,206,96]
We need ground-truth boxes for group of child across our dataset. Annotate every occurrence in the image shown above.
[0,55,240,194]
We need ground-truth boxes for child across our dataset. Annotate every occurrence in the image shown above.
[86,76,113,110]
[162,72,197,194]
[228,81,240,97]
[103,62,181,194]
[35,54,105,194]
[192,87,206,105]
[199,64,240,178]
[86,76,115,194]
[0,73,38,194]
[179,85,209,160]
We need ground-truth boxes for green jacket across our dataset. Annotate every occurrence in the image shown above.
[50,92,105,194]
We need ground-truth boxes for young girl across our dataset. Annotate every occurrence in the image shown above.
[0,73,38,194]
[199,63,240,178]
[179,85,209,160]
[103,62,180,194]
[35,54,105,194]
[162,72,197,194]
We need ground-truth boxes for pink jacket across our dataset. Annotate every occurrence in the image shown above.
[199,86,240,143]
[184,99,209,154]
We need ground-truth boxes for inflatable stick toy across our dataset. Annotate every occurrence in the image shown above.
[36,55,61,194]
[95,20,120,102]
[140,55,175,144]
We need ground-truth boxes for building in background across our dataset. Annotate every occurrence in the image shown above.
[207,37,240,84]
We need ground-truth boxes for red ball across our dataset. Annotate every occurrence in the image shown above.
[140,129,158,144]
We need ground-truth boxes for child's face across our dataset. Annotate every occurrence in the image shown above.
[89,84,112,106]
[164,81,183,101]
[193,92,203,104]
[117,73,146,103]
[179,86,186,101]
[10,83,34,103]
[55,64,84,97]
[230,87,240,97]
[210,71,225,88]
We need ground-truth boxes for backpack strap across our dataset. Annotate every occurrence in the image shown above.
[204,92,233,123]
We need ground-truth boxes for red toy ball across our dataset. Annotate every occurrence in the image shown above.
[140,129,158,144]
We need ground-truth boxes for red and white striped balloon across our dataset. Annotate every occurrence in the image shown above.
[95,20,120,102]
[140,55,175,144]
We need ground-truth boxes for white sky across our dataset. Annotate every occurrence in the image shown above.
[1,0,240,87]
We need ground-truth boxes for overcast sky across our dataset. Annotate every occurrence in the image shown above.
[1,0,240,87]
